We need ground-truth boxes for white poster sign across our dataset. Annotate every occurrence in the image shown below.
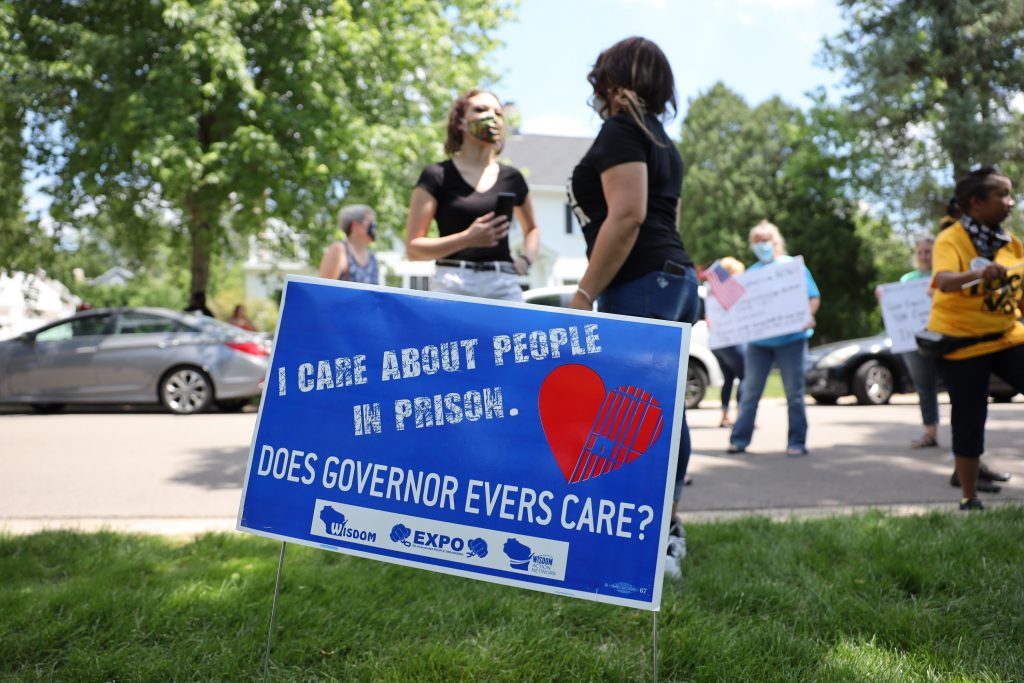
[878,278,931,354]
[706,257,811,349]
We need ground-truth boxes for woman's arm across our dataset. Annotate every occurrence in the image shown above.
[318,242,348,279]
[513,194,541,274]
[805,296,821,329]
[934,263,1008,292]
[404,187,510,261]
[569,162,648,310]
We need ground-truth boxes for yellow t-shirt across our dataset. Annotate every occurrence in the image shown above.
[927,222,1024,360]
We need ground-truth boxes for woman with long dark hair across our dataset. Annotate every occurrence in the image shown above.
[567,37,696,578]
[405,89,541,300]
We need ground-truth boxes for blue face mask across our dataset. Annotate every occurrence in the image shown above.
[367,221,377,241]
[752,241,775,263]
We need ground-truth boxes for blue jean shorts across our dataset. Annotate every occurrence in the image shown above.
[597,267,699,323]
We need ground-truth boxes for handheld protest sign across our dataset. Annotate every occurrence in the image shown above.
[706,256,811,350]
[878,278,931,353]
[237,277,691,610]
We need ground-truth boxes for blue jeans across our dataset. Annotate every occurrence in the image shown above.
[730,339,809,452]
[599,267,700,498]
[900,351,939,427]
[712,345,745,411]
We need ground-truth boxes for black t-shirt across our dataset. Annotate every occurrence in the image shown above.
[568,113,690,285]
[416,160,529,263]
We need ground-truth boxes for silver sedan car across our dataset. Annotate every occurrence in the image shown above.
[0,307,271,414]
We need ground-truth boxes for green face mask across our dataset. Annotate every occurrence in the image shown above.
[467,114,502,144]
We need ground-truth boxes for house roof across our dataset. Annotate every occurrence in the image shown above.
[501,134,593,188]
[89,266,135,286]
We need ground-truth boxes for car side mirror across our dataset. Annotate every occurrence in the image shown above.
[18,332,35,344]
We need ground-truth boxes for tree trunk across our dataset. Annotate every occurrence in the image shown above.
[188,110,215,306]
[189,211,212,301]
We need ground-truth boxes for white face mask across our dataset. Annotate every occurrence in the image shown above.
[591,95,610,121]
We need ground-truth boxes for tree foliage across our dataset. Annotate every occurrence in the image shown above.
[679,82,881,342]
[822,0,1024,206]
[5,0,511,295]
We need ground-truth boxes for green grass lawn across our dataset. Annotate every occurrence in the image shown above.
[2,509,1023,682]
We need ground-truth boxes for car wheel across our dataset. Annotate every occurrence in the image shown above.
[852,360,894,405]
[216,398,251,412]
[685,363,709,410]
[31,403,66,414]
[810,393,839,405]
[160,366,213,415]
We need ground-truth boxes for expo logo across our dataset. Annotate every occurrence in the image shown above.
[390,523,489,558]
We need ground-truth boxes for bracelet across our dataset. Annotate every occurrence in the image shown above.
[518,253,532,268]
[576,286,594,304]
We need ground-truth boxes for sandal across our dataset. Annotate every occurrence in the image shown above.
[719,417,733,428]
[911,433,939,449]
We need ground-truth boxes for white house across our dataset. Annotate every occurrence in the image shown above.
[502,133,594,286]
[88,266,135,287]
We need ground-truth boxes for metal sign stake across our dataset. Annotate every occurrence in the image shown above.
[652,611,659,683]
[263,542,288,683]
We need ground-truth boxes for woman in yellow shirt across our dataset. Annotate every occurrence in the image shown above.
[928,166,1024,510]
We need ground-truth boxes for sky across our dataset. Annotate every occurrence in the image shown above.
[488,0,846,138]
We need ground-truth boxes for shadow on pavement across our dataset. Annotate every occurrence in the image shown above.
[170,445,250,490]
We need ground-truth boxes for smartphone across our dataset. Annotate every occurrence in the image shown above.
[495,192,516,222]
[663,259,687,276]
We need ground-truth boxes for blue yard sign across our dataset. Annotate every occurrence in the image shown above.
[237,277,691,610]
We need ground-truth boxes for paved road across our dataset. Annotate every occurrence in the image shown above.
[1,397,1021,534]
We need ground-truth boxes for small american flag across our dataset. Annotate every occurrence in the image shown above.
[705,259,746,310]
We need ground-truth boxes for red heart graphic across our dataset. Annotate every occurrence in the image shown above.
[538,364,664,484]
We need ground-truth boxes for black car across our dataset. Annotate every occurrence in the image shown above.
[805,333,1019,405]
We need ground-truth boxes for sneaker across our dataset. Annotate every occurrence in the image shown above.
[664,520,686,579]
[668,520,687,558]
[959,497,984,511]
[663,554,682,579]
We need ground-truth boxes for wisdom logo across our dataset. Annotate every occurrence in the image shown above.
[503,538,560,576]
[318,504,377,543]
[388,523,479,557]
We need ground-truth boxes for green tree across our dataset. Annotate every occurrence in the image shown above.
[679,82,881,342]
[0,4,42,273]
[7,0,510,298]
[822,1,1024,187]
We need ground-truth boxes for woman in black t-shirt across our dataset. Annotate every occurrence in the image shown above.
[568,37,697,578]
[405,89,541,301]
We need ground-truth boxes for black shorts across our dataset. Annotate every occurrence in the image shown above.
[938,343,1024,458]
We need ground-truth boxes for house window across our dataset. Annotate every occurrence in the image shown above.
[565,203,573,234]
[409,276,430,291]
